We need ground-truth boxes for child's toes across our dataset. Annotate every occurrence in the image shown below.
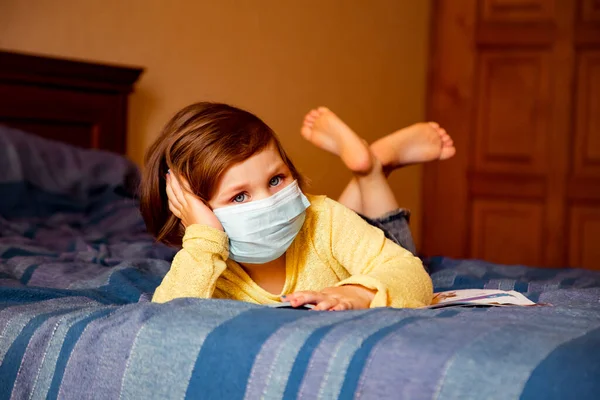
[441,133,454,145]
[303,110,319,125]
[439,144,457,160]
[301,126,313,139]
[439,130,451,141]
[303,118,314,128]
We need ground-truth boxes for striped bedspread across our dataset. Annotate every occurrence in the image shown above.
[1,256,599,400]
[1,126,599,399]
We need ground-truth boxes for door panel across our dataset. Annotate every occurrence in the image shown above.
[481,0,555,22]
[569,207,600,270]
[474,51,550,173]
[580,0,600,22]
[573,51,600,177]
[471,200,544,265]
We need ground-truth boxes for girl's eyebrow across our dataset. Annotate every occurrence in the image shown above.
[267,161,287,175]
[221,183,248,198]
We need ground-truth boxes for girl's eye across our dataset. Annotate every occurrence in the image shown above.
[232,193,247,203]
[269,175,282,187]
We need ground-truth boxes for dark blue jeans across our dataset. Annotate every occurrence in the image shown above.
[360,208,417,256]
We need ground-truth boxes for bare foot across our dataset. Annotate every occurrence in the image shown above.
[301,107,373,174]
[370,122,456,170]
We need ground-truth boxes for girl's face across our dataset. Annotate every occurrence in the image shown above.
[208,142,294,209]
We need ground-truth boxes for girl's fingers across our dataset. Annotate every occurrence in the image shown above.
[172,172,204,207]
[169,172,187,204]
[165,178,183,210]
[179,175,193,193]
[331,301,352,311]
[179,176,201,204]
[285,291,324,307]
[168,200,181,218]
[313,298,338,311]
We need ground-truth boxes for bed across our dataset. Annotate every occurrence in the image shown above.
[1,50,599,400]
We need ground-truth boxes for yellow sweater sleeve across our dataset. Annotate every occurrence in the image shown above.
[325,199,433,308]
[151,224,229,303]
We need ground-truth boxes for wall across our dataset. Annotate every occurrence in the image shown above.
[0,0,431,247]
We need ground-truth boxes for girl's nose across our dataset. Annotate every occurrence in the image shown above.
[253,189,273,201]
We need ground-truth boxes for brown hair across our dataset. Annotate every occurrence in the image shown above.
[140,102,303,247]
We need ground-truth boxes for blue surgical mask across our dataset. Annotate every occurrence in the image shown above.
[212,180,310,264]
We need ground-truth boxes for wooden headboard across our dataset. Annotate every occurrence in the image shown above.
[0,50,143,154]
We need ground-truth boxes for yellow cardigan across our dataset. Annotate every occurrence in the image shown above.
[152,195,433,308]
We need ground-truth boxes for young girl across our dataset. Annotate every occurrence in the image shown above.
[141,102,454,310]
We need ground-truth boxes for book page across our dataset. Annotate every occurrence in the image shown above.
[427,289,536,309]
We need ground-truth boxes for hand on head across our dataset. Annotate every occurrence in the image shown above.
[165,171,223,231]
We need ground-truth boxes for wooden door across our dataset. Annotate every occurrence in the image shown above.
[422,0,600,270]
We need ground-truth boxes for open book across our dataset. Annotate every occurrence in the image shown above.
[425,289,538,309]
[267,289,538,310]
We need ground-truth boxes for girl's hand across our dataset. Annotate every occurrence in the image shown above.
[284,285,376,311]
[166,171,223,231]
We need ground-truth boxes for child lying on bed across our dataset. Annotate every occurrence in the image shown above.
[140,103,455,310]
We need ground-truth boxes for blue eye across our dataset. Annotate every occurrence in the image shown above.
[232,193,247,203]
[269,176,282,187]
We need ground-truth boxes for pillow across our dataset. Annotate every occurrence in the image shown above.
[0,125,140,218]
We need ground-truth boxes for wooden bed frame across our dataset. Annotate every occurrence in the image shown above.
[0,50,143,154]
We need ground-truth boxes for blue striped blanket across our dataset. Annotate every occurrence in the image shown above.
[1,127,599,399]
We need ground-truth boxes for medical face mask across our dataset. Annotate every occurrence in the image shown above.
[212,180,311,264]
